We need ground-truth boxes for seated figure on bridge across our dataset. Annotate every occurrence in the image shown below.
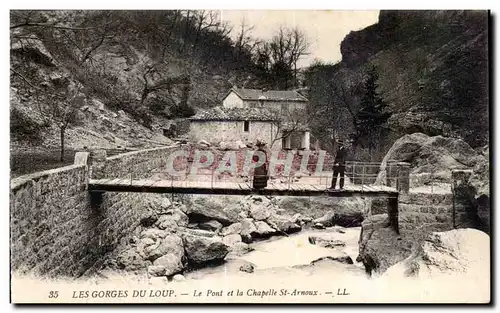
[330,139,347,190]
[252,140,269,190]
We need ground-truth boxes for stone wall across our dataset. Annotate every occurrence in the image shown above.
[398,193,454,233]
[10,164,90,277]
[10,145,176,278]
[189,120,281,149]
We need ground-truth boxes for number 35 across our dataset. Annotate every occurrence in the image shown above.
[49,291,59,298]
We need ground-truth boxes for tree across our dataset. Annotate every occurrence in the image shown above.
[269,106,309,149]
[255,26,310,89]
[304,61,363,153]
[11,68,85,162]
[353,65,391,153]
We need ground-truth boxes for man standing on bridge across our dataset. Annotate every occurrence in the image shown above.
[330,139,347,190]
[252,140,269,190]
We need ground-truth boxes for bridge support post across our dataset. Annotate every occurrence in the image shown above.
[388,195,400,235]
[89,150,107,179]
[396,162,410,195]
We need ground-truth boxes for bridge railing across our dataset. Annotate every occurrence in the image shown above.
[140,161,409,192]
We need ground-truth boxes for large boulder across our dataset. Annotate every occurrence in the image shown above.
[227,242,253,257]
[249,205,271,221]
[144,234,184,262]
[140,228,169,240]
[148,253,185,277]
[376,133,486,187]
[222,234,242,246]
[312,209,364,228]
[277,196,365,224]
[155,215,179,232]
[222,203,247,222]
[182,234,229,265]
[11,35,56,67]
[240,218,258,243]
[221,222,242,236]
[308,234,346,249]
[253,221,277,238]
[266,213,302,234]
[115,249,152,272]
[199,220,223,232]
[384,228,489,279]
[188,197,238,226]
[357,214,414,276]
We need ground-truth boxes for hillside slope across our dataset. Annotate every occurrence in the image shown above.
[10,10,256,175]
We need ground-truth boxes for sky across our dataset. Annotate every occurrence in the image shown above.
[221,10,380,68]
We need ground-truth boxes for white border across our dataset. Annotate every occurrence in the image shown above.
[1,1,497,312]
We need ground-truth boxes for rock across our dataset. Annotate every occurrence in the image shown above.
[199,220,223,232]
[282,221,302,234]
[249,206,271,221]
[183,229,217,238]
[11,35,56,66]
[141,228,168,240]
[357,214,413,276]
[277,197,364,222]
[310,255,354,265]
[141,237,155,246]
[267,214,301,234]
[116,249,152,271]
[188,198,237,226]
[384,228,490,279]
[171,209,189,227]
[182,234,229,265]
[49,73,65,84]
[157,209,188,227]
[187,223,198,229]
[239,263,255,273]
[376,133,485,188]
[308,235,346,249]
[254,221,276,238]
[92,99,106,111]
[148,252,184,277]
[144,234,184,262]
[223,204,246,222]
[140,213,158,227]
[155,215,179,232]
[312,210,363,228]
[221,222,242,236]
[172,274,185,282]
[222,234,242,246]
[240,218,258,243]
[229,242,252,256]
[292,213,302,223]
[312,223,325,229]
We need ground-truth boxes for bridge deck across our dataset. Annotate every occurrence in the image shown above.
[88,178,398,197]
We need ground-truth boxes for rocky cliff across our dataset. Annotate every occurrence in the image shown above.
[328,10,488,149]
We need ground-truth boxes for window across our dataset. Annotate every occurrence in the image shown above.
[243,121,250,132]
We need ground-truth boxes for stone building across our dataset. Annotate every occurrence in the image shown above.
[189,87,310,150]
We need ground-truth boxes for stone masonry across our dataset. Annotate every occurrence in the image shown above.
[10,145,177,278]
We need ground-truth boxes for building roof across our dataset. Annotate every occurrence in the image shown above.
[189,106,279,122]
[227,87,308,102]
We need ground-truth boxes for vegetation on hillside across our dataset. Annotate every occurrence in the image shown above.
[10,10,311,169]
[305,10,488,160]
